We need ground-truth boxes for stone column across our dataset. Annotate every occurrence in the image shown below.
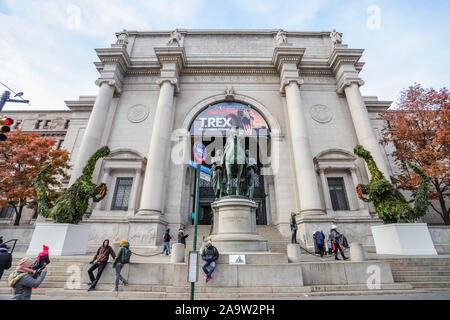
[344,82,390,179]
[137,80,176,217]
[99,167,112,211]
[350,167,365,210]
[284,82,323,215]
[69,80,115,185]
[127,168,142,213]
[319,169,333,212]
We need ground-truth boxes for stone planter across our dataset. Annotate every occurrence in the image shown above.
[371,223,437,255]
[26,223,90,256]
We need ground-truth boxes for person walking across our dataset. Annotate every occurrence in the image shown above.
[178,227,189,247]
[330,225,348,260]
[201,241,219,283]
[112,240,130,292]
[289,212,298,244]
[314,227,326,258]
[88,239,116,291]
[9,257,47,300]
[161,229,172,256]
[0,243,12,280]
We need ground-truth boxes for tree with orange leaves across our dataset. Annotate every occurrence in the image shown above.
[0,129,70,225]
[379,84,449,224]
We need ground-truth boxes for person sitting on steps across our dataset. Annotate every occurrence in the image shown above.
[201,241,219,283]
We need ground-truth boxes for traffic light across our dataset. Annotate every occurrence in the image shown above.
[0,116,14,141]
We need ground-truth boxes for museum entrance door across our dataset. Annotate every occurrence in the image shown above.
[189,101,271,226]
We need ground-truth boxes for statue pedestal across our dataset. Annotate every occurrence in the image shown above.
[208,196,268,252]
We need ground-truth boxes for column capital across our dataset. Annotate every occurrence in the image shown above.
[328,47,365,94]
[94,46,130,94]
[154,46,186,94]
[95,78,123,94]
[336,77,365,94]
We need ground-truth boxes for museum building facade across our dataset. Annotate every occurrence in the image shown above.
[59,29,395,252]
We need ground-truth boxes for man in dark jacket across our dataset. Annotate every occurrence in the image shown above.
[330,225,348,260]
[313,227,326,258]
[178,227,189,247]
[88,239,116,291]
[161,229,172,256]
[0,243,12,280]
[201,241,219,283]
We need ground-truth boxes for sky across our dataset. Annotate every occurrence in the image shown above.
[0,0,449,111]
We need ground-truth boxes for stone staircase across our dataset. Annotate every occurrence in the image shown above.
[387,257,450,290]
[0,253,426,299]
[184,225,291,253]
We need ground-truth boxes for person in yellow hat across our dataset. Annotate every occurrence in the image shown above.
[112,240,130,291]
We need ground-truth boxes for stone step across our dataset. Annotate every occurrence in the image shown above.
[393,275,450,282]
[392,270,450,276]
[391,266,450,272]
[410,282,450,289]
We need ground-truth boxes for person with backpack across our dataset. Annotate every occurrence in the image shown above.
[112,240,130,292]
[330,225,348,260]
[88,239,116,291]
[9,257,47,300]
[161,229,172,256]
[178,227,189,247]
[0,243,12,280]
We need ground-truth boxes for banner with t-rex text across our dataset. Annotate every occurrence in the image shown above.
[190,102,270,136]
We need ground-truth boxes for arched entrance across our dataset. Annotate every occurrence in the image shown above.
[188,101,271,225]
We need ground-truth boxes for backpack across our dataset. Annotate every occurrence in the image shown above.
[121,247,132,264]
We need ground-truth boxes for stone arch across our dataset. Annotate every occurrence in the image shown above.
[106,148,145,160]
[314,148,357,161]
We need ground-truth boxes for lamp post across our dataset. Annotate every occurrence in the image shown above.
[190,142,206,301]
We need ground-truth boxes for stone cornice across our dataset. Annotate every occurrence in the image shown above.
[153,46,187,71]
[125,29,333,37]
[271,46,305,72]
[95,46,131,75]
[328,47,365,94]
[94,46,130,94]
[271,47,305,93]
[328,47,364,73]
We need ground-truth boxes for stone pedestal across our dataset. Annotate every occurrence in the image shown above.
[27,223,90,256]
[171,243,185,263]
[287,243,302,263]
[208,197,268,252]
[371,223,437,255]
[350,242,366,261]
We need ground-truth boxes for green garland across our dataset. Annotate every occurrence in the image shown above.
[353,145,430,224]
[34,146,111,224]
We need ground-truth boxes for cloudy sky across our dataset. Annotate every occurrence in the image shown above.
[0,0,448,110]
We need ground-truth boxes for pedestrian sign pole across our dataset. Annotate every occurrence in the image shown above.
[190,142,206,301]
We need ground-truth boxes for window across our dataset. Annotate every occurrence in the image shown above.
[327,177,350,211]
[43,120,51,129]
[111,177,133,210]
[0,206,15,219]
[64,120,70,129]
[57,140,64,149]
[35,120,43,129]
